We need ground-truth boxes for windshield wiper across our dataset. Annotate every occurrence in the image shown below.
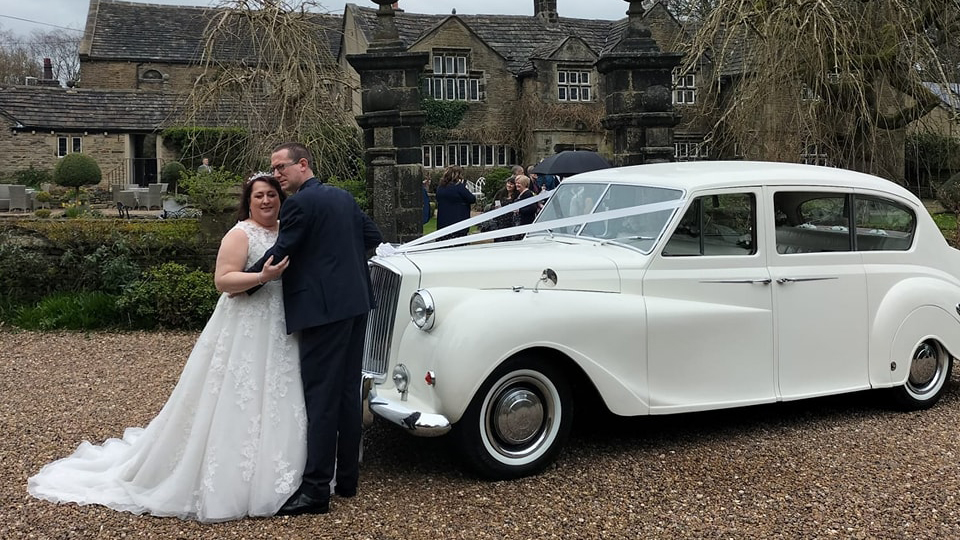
[598,235,657,245]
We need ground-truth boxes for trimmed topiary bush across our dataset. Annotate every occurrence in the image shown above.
[54,153,102,202]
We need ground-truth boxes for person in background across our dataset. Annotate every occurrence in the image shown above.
[422,176,432,225]
[515,175,538,226]
[492,176,518,242]
[197,157,213,173]
[435,165,476,239]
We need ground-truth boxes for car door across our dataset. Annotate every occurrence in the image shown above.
[643,188,777,413]
[766,188,869,399]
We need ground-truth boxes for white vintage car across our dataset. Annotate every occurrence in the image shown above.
[362,161,960,479]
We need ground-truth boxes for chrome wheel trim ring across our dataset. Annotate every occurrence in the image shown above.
[906,341,948,398]
[480,370,561,466]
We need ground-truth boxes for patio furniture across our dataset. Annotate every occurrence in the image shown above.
[8,185,28,212]
[117,190,140,209]
[0,184,9,211]
[144,183,164,210]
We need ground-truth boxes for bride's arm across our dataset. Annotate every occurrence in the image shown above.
[214,228,288,294]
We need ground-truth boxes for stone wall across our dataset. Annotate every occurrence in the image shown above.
[0,117,128,186]
[80,60,206,93]
[409,19,520,144]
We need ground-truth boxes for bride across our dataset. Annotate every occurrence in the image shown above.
[28,173,305,522]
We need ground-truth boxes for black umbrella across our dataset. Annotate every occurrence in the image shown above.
[531,150,611,177]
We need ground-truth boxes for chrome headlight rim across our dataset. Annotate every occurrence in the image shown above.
[410,289,436,331]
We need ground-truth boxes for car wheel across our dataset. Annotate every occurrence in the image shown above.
[892,339,953,411]
[455,357,573,480]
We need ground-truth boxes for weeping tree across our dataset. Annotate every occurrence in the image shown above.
[678,0,960,182]
[175,0,362,181]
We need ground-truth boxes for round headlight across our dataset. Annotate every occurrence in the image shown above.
[410,289,435,331]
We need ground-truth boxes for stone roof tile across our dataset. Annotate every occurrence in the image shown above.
[0,86,240,131]
[351,5,623,74]
[83,0,342,63]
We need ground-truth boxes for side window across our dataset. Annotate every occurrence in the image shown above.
[774,192,852,254]
[854,196,915,251]
[663,193,756,256]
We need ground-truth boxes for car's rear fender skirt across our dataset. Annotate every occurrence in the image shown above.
[870,277,960,387]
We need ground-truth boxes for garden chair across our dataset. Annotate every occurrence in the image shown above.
[144,183,164,210]
[8,185,27,212]
[0,184,9,211]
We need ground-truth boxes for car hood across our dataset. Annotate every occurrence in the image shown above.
[396,237,625,293]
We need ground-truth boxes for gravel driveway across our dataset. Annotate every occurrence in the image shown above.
[2,330,959,539]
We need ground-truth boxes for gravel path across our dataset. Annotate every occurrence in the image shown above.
[2,330,959,539]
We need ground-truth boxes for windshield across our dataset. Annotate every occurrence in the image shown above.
[533,182,684,252]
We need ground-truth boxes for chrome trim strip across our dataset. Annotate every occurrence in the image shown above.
[776,277,839,284]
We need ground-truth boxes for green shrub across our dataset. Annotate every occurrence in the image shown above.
[12,166,52,189]
[117,262,219,329]
[58,240,141,294]
[178,168,242,214]
[161,161,187,183]
[936,172,960,240]
[328,173,369,212]
[62,202,89,218]
[54,153,102,202]
[33,209,51,218]
[15,291,121,330]
[480,167,513,200]
[0,240,57,305]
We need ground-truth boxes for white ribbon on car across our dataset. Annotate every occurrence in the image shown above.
[378,190,684,254]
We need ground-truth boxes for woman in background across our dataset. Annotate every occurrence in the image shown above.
[435,165,476,239]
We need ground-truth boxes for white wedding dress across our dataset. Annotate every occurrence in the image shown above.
[28,220,307,522]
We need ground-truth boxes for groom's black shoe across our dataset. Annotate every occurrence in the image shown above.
[277,491,330,516]
[334,485,357,498]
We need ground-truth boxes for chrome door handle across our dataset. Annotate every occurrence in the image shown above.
[700,278,772,285]
[776,277,838,284]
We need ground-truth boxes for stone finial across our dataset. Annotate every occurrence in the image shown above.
[369,0,404,52]
[615,0,659,52]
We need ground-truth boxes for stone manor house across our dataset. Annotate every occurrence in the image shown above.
[0,0,953,186]
[0,0,712,186]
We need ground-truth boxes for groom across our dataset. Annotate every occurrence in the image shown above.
[247,142,383,515]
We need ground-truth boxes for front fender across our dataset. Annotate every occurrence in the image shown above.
[870,277,960,387]
[394,288,651,424]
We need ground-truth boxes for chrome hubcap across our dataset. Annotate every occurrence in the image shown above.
[483,374,554,460]
[493,388,544,445]
[908,341,944,395]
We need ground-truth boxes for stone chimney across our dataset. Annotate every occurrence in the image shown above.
[38,58,60,87]
[535,0,558,25]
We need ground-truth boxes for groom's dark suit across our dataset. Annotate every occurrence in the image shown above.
[248,177,382,500]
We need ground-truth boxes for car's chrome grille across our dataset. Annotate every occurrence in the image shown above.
[363,262,402,379]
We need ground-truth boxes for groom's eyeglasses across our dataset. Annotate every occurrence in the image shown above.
[270,161,298,173]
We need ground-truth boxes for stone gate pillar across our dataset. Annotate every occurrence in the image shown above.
[347,0,429,243]
[596,0,683,166]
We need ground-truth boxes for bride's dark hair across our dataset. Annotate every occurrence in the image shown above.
[238,173,286,221]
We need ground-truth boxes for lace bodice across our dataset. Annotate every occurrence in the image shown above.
[233,220,278,268]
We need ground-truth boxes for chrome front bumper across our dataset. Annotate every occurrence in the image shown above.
[362,378,451,437]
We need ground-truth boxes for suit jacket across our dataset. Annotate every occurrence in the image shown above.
[247,178,383,334]
[435,182,476,231]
